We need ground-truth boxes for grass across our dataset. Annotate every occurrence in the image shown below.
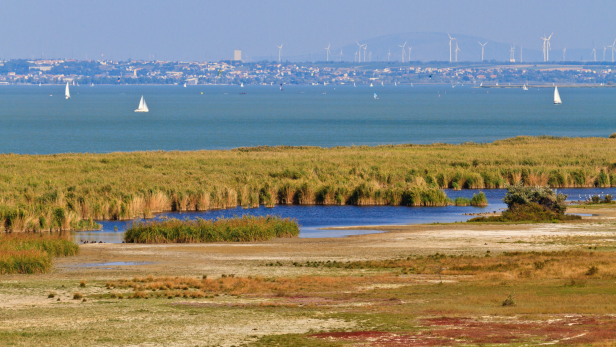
[2,136,616,231]
[0,233,79,274]
[123,215,300,243]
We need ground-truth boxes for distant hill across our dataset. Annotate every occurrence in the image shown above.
[253,32,598,63]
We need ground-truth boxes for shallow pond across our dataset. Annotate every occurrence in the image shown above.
[72,188,614,243]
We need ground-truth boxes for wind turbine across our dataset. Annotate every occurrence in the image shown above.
[277,44,283,62]
[478,41,487,61]
[387,50,391,61]
[408,46,412,62]
[545,33,553,61]
[592,47,597,62]
[399,41,407,63]
[356,42,363,62]
[447,34,455,63]
[455,41,460,62]
[612,39,616,62]
[520,47,523,63]
[363,44,367,62]
[369,51,372,62]
[325,43,331,62]
[562,47,566,61]
[603,46,607,61]
[339,49,343,62]
[510,45,515,62]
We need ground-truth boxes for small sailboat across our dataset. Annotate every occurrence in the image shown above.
[38,83,41,87]
[496,82,499,86]
[91,83,94,87]
[381,82,384,86]
[72,80,75,86]
[134,95,149,112]
[394,82,397,86]
[65,82,70,99]
[374,92,378,99]
[480,82,483,87]
[411,83,413,87]
[280,84,283,91]
[240,82,244,88]
[522,84,528,91]
[370,83,373,87]
[554,86,562,105]
[354,82,356,87]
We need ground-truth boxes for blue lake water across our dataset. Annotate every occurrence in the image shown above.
[1,85,616,154]
[74,187,615,243]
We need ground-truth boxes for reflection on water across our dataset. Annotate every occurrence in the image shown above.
[71,187,616,243]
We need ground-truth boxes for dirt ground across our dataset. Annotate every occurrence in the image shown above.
[2,207,616,346]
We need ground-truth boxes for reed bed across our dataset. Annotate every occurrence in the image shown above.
[123,216,300,243]
[0,233,79,274]
[2,136,616,231]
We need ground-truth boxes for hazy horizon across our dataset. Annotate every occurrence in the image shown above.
[1,0,616,62]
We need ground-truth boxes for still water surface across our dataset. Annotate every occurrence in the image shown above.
[1,85,616,154]
[74,187,613,243]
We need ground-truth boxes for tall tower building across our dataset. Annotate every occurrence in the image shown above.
[234,50,242,61]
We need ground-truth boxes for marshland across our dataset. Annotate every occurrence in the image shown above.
[3,136,616,232]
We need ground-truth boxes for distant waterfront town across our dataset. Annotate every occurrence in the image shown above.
[2,57,616,85]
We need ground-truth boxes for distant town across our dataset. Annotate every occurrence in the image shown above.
[2,56,616,86]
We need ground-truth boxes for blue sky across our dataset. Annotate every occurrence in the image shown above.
[1,0,615,61]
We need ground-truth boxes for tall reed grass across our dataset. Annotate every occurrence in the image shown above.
[1,136,614,231]
[124,216,300,243]
[0,233,79,274]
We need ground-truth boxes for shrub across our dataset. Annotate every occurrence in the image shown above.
[73,292,83,300]
[454,197,470,206]
[470,203,581,223]
[470,192,488,207]
[80,280,87,287]
[610,133,616,138]
[502,185,568,214]
[0,234,78,275]
[586,265,599,276]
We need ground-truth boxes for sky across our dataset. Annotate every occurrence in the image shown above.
[1,0,615,62]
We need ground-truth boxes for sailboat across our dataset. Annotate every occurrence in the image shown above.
[480,83,483,87]
[411,83,413,87]
[522,84,528,91]
[134,95,149,112]
[370,83,373,87]
[394,82,397,86]
[554,86,562,105]
[374,92,378,99]
[183,83,187,88]
[65,82,70,99]
[38,83,41,87]
[354,82,356,87]
[241,82,244,88]
[381,82,384,86]
[72,80,75,86]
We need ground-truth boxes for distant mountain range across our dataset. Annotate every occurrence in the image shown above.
[253,32,599,63]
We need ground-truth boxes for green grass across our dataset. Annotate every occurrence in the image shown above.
[2,136,616,231]
[0,233,79,274]
[123,215,300,243]
[469,203,582,223]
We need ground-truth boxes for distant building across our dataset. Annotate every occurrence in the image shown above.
[234,50,242,61]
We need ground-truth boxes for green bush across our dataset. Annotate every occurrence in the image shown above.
[470,192,488,207]
[502,185,568,214]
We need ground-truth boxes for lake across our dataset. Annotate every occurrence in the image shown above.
[1,85,615,154]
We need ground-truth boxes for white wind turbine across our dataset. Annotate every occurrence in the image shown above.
[325,43,331,62]
[339,49,343,62]
[455,41,460,62]
[399,41,407,62]
[364,43,368,63]
[545,33,553,61]
[510,45,515,62]
[408,46,412,62]
[387,50,391,61]
[592,47,597,62]
[447,34,455,63]
[562,47,566,61]
[604,46,607,61]
[356,42,363,62]
[478,41,487,61]
[612,39,616,62]
[277,44,283,62]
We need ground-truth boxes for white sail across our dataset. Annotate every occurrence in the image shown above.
[135,95,149,112]
[65,82,70,99]
[183,83,187,88]
[554,86,562,104]
[370,83,373,87]
[241,82,244,87]
[374,92,378,99]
